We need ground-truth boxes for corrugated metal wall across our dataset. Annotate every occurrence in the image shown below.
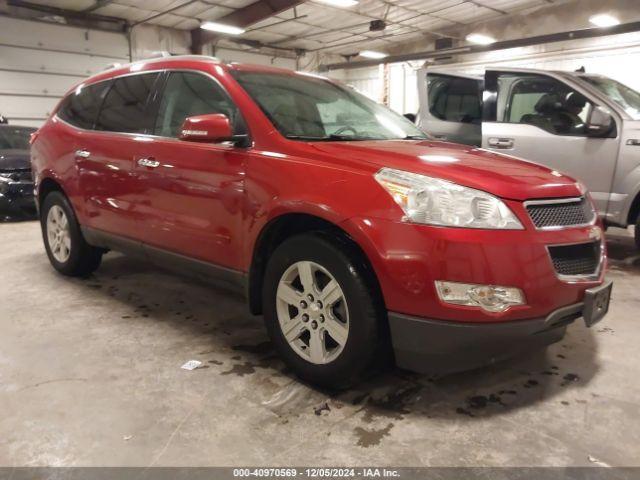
[0,16,129,128]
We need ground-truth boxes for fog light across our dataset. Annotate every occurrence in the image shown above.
[435,281,525,313]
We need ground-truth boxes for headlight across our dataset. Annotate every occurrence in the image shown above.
[0,174,12,194]
[435,281,526,313]
[374,168,523,229]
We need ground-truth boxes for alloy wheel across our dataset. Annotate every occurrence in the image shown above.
[46,205,71,263]
[275,260,349,364]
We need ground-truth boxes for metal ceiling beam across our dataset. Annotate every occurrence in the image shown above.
[320,20,640,71]
[131,0,199,27]
[82,0,115,13]
[5,0,127,32]
[190,0,304,54]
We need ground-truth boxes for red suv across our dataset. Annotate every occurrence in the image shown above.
[31,56,612,387]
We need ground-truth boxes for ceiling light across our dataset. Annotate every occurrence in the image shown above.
[200,21,245,35]
[589,14,620,28]
[315,0,359,8]
[359,50,388,59]
[466,33,496,45]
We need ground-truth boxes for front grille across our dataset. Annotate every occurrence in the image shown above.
[4,182,34,196]
[526,197,595,229]
[548,241,601,278]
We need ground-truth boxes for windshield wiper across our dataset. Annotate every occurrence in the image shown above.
[328,134,375,141]
[401,135,428,140]
[284,134,375,141]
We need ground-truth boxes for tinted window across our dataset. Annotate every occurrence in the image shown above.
[96,73,160,133]
[58,81,111,129]
[155,71,239,138]
[233,71,426,141]
[0,126,36,150]
[428,74,482,124]
[499,73,593,136]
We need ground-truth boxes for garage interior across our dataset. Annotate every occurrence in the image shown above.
[2,0,640,470]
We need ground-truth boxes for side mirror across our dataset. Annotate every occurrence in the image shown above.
[179,114,233,142]
[586,106,615,137]
[403,113,417,123]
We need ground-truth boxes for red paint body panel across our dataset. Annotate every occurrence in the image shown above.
[31,57,606,326]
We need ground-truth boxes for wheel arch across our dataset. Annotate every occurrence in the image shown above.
[627,188,640,226]
[247,212,385,316]
[37,177,67,211]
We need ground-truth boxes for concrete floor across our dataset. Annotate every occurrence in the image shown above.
[1,220,639,467]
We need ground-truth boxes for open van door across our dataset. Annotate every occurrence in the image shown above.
[482,68,620,216]
[416,68,483,146]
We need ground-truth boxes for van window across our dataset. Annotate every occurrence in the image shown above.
[57,81,111,130]
[498,73,593,136]
[95,73,160,134]
[427,74,482,124]
[154,71,239,138]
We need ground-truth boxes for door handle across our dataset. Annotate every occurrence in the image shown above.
[137,157,160,168]
[75,149,91,159]
[488,137,514,149]
[627,139,640,146]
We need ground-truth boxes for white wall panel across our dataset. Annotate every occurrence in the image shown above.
[0,16,128,126]
[214,48,297,70]
[340,66,382,102]
[0,71,76,97]
[0,95,61,124]
[0,17,128,58]
[130,24,190,60]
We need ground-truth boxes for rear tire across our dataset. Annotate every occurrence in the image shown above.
[635,216,640,250]
[262,233,386,388]
[40,191,102,276]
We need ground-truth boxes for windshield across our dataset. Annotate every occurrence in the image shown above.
[232,71,427,141]
[581,75,640,120]
[0,126,35,150]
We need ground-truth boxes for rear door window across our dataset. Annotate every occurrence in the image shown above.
[428,74,482,124]
[95,73,161,134]
[57,81,111,130]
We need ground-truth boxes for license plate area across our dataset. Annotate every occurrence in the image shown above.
[583,280,612,327]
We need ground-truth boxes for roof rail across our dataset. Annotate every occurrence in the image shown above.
[100,54,221,73]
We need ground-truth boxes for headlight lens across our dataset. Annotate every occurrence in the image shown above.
[374,168,523,229]
[435,281,526,313]
[0,174,12,194]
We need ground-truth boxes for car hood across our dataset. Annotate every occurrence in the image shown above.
[310,140,583,201]
[0,149,31,171]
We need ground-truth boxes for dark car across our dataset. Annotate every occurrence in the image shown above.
[0,124,37,220]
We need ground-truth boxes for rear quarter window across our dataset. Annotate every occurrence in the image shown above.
[57,81,111,130]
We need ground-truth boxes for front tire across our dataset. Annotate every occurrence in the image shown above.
[262,233,385,388]
[635,215,640,250]
[40,191,102,276]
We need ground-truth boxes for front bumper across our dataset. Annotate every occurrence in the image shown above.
[389,281,612,374]
[344,213,606,322]
[0,181,37,218]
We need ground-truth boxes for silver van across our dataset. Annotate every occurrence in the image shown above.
[416,68,640,248]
